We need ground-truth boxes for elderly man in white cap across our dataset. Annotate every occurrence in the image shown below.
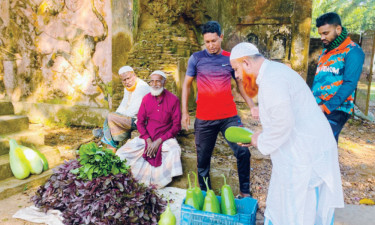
[116,70,183,188]
[99,66,150,151]
[230,42,344,225]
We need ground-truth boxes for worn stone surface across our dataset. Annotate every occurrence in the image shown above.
[0,0,111,108]
[12,101,108,127]
[0,101,14,115]
[0,115,29,135]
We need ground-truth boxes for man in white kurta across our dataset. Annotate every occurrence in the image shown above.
[230,42,344,225]
[101,66,150,151]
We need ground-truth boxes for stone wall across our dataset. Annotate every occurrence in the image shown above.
[113,0,313,108]
[0,0,313,126]
[0,0,112,126]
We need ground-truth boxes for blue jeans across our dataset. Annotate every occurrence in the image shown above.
[325,110,350,143]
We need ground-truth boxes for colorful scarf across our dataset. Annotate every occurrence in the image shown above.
[325,26,348,52]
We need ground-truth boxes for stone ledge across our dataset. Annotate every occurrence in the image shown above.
[12,102,109,127]
[0,115,29,135]
[0,169,54,200]
[0,101,14,116]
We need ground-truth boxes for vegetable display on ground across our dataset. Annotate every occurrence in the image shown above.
[32,142,167,225]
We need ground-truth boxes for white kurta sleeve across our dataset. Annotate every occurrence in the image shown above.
[257,78,295,155]
[115,89,129,115]
[122,84,150,118]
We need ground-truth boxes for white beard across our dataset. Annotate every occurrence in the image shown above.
[150,87,164,96]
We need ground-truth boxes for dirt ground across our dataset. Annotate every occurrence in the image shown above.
[39,111,375,212]
[0,109,374,224]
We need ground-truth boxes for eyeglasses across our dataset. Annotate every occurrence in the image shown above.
[148,80,163,85]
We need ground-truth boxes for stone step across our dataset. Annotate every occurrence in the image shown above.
[0,115,29,135]
[0,168,54,200]
[0,128,45,156]
[0,101,14,115]
[0,145,63,181]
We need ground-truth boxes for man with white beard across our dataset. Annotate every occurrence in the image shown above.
[116,70,183,188]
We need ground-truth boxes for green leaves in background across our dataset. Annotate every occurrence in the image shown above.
[311,0,375,37]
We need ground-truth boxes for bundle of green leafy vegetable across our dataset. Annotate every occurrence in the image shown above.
[70,142,129,180]
[32,143,167,224]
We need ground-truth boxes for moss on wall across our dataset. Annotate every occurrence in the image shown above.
[55,107,106,127]
[112,32,132,74]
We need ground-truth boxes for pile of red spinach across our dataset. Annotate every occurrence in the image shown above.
[32,159,166,224]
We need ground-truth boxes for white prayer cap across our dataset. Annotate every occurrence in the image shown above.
[118,66,134,75]
[230,42,260,61]
[150,70,167,79]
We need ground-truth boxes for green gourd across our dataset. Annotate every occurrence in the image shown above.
[31,147,49,171]
[220,174,237,215]
[158,201,176,225]
[202,177,221,214]
[192,171,204,210]
[185,173,200,210]
[9,139,30,179]
[224,126,253,143]
[19,145,44,174]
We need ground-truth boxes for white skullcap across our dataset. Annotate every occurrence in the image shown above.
[150,70,167,79]
[118,66,134,75]
[230,42,260,61]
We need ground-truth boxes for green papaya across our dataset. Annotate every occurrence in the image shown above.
[224,126,253,143]
[9,139,30,179]
[158,201,176,225]
[31,147,49,171]
[20,146,44,174]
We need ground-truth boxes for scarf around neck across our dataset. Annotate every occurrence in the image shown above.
[125,79,138,92]
[325,26,348,52]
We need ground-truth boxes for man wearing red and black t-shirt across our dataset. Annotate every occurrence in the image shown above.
[181,21,259,197]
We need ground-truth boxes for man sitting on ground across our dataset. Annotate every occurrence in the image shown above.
[116,70,182,188]
[100,66,150,152]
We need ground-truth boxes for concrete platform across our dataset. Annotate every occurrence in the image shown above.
[0,169,54,200]
[335,204,375,225]
[0,115,29,135]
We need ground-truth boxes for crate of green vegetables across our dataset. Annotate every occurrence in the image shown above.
[180,191,258,225]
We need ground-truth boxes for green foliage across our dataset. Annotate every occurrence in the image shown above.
[70,142,130,180]
[311,0,375,37]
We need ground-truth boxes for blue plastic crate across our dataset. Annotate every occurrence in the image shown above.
[180,191,258,225]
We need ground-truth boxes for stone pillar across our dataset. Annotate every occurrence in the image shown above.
[290,0,312,79]
[112,0,139,109]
